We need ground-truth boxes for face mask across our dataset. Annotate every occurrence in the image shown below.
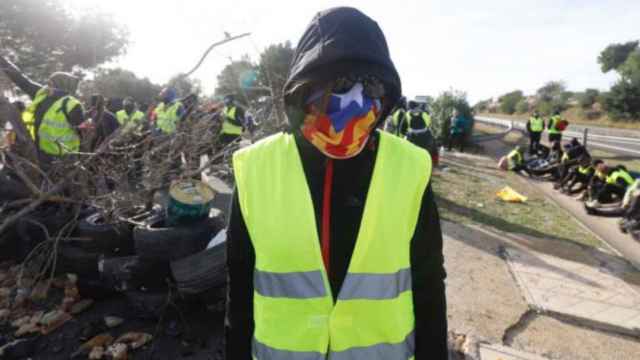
[301,83,381,159]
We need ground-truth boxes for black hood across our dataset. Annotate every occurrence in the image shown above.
[284,7,402,129]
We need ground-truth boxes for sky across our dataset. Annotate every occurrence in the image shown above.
[64,0,640,103]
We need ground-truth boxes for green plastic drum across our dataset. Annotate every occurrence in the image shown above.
[167,180,215,225]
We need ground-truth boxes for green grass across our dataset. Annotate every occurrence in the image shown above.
[433,155,602,248]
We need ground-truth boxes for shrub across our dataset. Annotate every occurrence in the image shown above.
[579,89,600,109]
[499,90,524,114]
[431,90,474,143]
[515,99,529,114]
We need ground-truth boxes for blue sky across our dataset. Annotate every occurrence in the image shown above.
[65,0,639,103]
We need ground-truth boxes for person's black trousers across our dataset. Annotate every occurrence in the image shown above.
[529,132,542,154]
[548,132,562,143]
[448,133,464,152]
[597,184,626,203]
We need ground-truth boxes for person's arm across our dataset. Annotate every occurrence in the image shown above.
[0,56,43,98]
[235,107,246,127]
[412,184,448,359]
[225,189,255,360]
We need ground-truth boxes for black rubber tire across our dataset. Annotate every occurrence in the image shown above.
[56,244,101,279]
[171,242,226,295]
[15,204,74,261]
[72,212,132,255]
[0,168,30,202]
[124,290,170,320]
[100,255,171,291]
[133,214,223,262]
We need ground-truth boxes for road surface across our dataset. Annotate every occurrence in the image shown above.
[476,116,640,156]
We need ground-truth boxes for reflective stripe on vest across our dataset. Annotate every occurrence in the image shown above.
[222,106,243,135]
[37,95,81,156]
[529,117,544,132]
[578,166,592,175]
[548,115,562,134]
[155,101,182,134]
[607,169,635,186]
[233,131,430,359]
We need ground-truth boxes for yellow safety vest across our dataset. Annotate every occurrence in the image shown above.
[155,101,182,134]
[233,131,430,360]
[606,169,635,186]
[507,149,523,170]
[561,152,569,163]
[405,111,432,129]
[116,109,144,126]
[578,165,593,175]
[529,117,544,133]
[24,88,81,156]
[548,115,562,134]
[221,106,243,135]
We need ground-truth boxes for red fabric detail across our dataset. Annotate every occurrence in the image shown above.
[321,159,334,276]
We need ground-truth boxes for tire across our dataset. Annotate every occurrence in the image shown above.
[133,214,223,262]
[124,290,170,320]
[0,168,30,202]
[171,242,226,295]
[15,204,74,261]
[100,255,171,291]
[56,244,101,279]
[72,212,133,255]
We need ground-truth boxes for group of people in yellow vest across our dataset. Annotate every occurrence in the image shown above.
[504,128,638,235]
[525,110,568,155]
[1,55,245,163]
[3,8,451,359]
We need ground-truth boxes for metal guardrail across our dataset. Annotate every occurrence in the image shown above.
[475,116,640,156]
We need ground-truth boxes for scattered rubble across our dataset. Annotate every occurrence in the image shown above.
[104,316,124,328]
[70,298,94,315]
[107,342,128,360]
[115,332,153,350]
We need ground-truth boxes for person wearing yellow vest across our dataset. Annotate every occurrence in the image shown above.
[226,7,448,360]
[592,165,635,205]
[547,110,567,143]
[219,94,245,144]
[558,155,594,195]
[526,111,545,155]
[0,56,84,161]
[385,96,407,136]
[153,87,184,135]
[505,145,530,175]
[116,97,145,133]
[586,159,606,201]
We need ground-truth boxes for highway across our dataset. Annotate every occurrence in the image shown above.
[475,116,640,157]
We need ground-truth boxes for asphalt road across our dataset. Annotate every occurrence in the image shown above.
[475,116,640,157]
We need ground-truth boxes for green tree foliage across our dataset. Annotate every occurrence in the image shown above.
[473,99,491,113]
[499,90,524,114]
[257,42,295,124]
[430,90,474,142]
[579,89,600,109]
[79,68,161,105]
[535,81,569,115]
[167,74,203,97]
[598,41,639,73]
[515,99,529,114]
[599,42,640,120]
[0,0,129,83]
[214,56,260,105]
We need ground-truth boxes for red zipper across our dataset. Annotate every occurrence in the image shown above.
[321,158,334,276]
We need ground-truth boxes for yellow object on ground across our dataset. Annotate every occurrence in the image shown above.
[496,186,528,203]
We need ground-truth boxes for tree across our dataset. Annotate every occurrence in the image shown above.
[257,42,295,125]
[78,68,161,105]
[599,41,640,120]
[430,90,474,142]
[535,81,569,115]
[499,90,524,114]
[167,74,203,97]
[0,0,128,83]
[579,89,600,109]
[515,99,529,114]
[598,41,639,73]
[214,56,260,105]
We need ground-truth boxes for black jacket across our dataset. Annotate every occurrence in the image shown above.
[225,7,447,359]
[225,132,448,359]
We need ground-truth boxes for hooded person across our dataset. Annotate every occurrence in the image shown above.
[0,56,84,159]
[219,94,246,144]
[225,7,448,360]
[153,87,184,134]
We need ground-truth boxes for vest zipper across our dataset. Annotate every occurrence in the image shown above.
[321,158,334,277]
